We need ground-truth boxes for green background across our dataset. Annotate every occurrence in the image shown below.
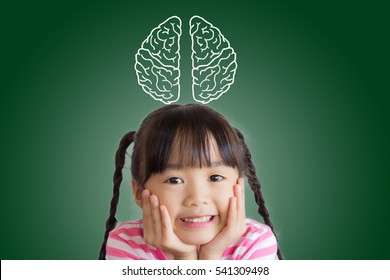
[1,0,389,259]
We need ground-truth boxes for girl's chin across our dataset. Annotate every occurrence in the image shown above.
[176,231,218,245]
[179,236,214,245]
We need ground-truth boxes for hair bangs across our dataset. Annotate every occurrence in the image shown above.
[158,114,243,172]
[171,126,213,169]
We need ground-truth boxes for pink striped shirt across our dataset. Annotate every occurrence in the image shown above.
[106,218,278,260]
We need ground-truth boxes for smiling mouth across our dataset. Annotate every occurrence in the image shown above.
[179,215,215,223]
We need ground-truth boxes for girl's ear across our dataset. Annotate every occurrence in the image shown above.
[132,179,142,208]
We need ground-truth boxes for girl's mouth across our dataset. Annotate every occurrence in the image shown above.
[178,215,218,228]
[179,215,215,223]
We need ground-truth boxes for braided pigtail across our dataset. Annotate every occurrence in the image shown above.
[235,128,284,260]
[98,131,136,260]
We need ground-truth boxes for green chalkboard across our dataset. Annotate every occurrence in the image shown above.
[1,0,389,259]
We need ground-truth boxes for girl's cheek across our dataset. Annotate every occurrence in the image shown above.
[218,197,231,214]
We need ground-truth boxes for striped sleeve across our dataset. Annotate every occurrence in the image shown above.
[222,218,278,260]
[105,220,167,260]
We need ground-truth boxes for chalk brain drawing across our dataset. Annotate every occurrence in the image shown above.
[134,16,182,104]
[190,16,237,104]
[135,16,237,104]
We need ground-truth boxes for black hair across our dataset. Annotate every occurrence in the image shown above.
[98,104,283,259]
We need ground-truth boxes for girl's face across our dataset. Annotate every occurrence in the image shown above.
[135,137,241,245]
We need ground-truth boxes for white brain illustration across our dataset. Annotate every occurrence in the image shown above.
[135,16,237,104]
[190,16,237,104]
[135,16,182,104]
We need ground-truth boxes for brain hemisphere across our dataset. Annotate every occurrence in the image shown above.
[142,20,181,68]
[135,16,181,104]
[190,18,230,67]
[193,48,236,99]
[135,49,179,101]
[190,16,237,104]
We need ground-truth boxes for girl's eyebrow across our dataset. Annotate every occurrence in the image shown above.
[166,161,226,170]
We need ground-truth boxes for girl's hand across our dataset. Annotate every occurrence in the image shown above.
[141,189,198,260]
[198,178,246,260]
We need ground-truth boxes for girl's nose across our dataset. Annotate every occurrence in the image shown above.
[183,181,209,207]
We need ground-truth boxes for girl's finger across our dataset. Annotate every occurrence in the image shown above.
[234,180,247,235]
[141,190,153,241]
[150,194,162,234]
[142,190,151,221]
[160,205,177,248]
[160,205,174,237]
[235,179,246,220]
[226,196,237,228]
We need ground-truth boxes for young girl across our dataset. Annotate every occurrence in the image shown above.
[98,104,283,260]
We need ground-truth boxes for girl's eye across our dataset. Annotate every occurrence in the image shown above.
[165,177,183,184]
[209,175,224,182]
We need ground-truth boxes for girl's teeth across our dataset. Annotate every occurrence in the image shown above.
[182,216,212,223]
